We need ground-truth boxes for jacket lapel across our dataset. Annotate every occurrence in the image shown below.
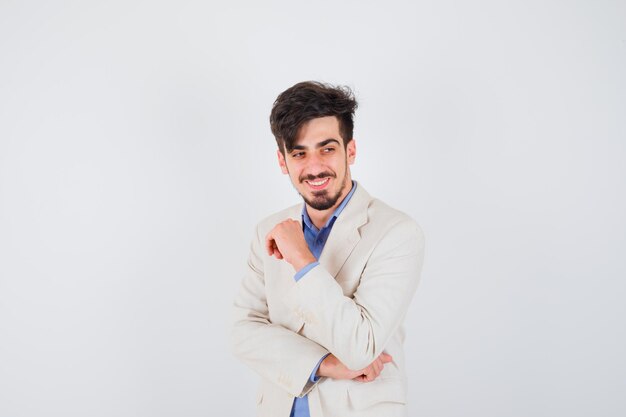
[318,183,371,278]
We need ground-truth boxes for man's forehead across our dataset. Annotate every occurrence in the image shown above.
[294,116,344,147]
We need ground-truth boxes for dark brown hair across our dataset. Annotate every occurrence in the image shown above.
[269,81,358,154]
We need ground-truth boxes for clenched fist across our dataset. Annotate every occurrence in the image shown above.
[317,353,394,382]
[265,219,317,271]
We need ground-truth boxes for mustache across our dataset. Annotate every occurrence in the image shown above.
[299,171,336,183]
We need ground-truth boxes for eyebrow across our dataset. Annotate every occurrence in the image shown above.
[292,138,341,151]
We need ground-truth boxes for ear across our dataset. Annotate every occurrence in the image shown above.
[277,149,289,175]
[346,139,357,165]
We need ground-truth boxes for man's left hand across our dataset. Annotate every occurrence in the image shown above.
[265,219,316,271]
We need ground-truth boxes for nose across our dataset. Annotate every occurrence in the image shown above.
[304,152,326,174]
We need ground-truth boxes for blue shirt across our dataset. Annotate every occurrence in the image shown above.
[290,181,357,417]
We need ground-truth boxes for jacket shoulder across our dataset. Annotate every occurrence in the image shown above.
[366,198,424,242]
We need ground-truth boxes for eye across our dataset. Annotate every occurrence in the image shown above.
[291,151,305,159]
[322,147,335,153]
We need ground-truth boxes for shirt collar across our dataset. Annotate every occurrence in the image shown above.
[302,181,357,232]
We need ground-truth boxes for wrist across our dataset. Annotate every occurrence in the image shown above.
[317,354,337,378]
[316,356,328,378]
[292,253,317,272]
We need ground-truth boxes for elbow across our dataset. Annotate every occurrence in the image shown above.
[229,320,247,360]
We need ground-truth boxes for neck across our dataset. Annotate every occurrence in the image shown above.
[307,208,333,231]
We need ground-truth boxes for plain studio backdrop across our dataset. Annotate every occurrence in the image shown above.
[1,1,624,416]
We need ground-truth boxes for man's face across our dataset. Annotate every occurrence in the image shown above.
[277,116,356,212]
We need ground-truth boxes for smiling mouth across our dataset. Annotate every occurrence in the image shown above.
[304,177,330,191]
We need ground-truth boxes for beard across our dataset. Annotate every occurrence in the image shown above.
[303,185,346,211]
[298,171,347,211]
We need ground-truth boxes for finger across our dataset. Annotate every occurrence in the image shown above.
[357,367,370,382]
[369,364,379,381]
[265,234,275,257]
[362,365,375,382]
[265,229,285,259]
[377,357,384,372]
[351,366,367,380]
[272,242,283,259]
[372,359,382,378]
[377,357,386,377]
[380,353,393,364]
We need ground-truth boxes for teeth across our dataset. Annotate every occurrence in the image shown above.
[309,178,328,186]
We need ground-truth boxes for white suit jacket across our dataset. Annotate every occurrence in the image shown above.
[231,183,425,417]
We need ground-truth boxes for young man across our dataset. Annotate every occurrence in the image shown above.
[231,81,425,417]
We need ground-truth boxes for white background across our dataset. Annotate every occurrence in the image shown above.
[1,1,625,416]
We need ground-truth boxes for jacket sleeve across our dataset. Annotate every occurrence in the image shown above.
[282,219,425,371]
[230,225,329,397]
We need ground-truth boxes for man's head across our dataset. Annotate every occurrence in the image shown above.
[270,81,358,156]
[269,81,358,212]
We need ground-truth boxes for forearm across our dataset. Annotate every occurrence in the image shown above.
[231,312,328,396]
[284,223,424,370]
[232,225,329,397]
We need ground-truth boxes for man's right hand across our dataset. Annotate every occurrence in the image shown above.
[316,353,393,382]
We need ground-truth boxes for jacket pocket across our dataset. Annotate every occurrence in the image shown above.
[347,379,406,410]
